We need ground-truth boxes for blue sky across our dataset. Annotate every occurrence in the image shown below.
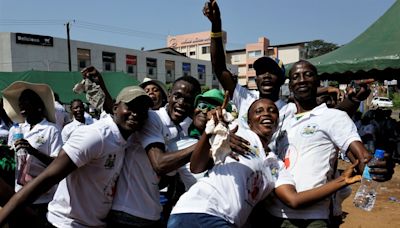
[0,0,396,50]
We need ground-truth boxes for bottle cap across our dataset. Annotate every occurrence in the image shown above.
[374,149,385,159]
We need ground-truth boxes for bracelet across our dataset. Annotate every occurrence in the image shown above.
[210,32,223,38]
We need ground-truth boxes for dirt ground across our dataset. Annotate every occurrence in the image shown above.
[339,160,400,228]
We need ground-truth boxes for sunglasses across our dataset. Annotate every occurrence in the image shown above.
[197,101,216,113]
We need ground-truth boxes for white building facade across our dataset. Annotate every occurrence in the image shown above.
[0,32,237,88]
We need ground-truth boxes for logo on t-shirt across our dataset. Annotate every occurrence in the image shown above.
[264,157,280,181]
[35,134,46,145]
[300,123,319,137]
[104,154,116,169]
[246,170,263,205]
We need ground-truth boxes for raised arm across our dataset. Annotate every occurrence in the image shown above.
[203,0,236,98]
[335,79,373,117]
[190,132,213,173]
[275,161,361,209]
[191,94,230,173]
[0,150,77,225]
[81,66,114,114]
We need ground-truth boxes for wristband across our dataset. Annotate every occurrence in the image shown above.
[210,32,223,38]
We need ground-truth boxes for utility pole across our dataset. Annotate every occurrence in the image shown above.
[66,22,72,71]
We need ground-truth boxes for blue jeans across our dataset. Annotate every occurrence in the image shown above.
[167,213,233,228]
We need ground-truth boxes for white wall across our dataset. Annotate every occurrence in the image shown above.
[0,32,238,89]
[0,33,12,71]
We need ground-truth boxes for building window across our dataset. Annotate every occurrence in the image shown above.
[165,60,175,83]
[248,50,262,58]
[146,58,157,78]
[233,55,240,63]
[189,51,196,56]
[126,55,137,78]
[77,48,91,70]
[102,52,116,72]
[182,62,191,76]
[248,64,253,70]
[198,64,206,81]
[202,46,210,54]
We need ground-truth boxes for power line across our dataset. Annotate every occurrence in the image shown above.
[75,20,166,40]
[0,19,65,25]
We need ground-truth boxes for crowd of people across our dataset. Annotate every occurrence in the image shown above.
[0,1,397,228]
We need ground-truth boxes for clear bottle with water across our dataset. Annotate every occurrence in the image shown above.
[12,123,29,185]
[353,149,385,211]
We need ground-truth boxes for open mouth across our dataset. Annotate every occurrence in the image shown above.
[296,85,310,93]
[260,81,275,91]
[126,121,141,130]
[173,106,186,118]
[260,118,274,128]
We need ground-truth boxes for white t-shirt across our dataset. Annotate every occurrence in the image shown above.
[84,112,96,125]
[171,128,294,227]
[155,107,197,189]
[266,103,361,219]
[47,115,132,227]
[54,101,70,130]
[8,119,62,204]
[232,84,286,130]
[61,119,84,143]
[61,118,93,143]
[111,111,165,221]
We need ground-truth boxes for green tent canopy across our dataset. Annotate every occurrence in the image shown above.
[305,0,400,81]
[0,70,140,103]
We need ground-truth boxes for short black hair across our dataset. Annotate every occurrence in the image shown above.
[288,60,318,79]
[173,76,201,97]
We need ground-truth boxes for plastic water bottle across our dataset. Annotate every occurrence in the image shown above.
[13,124,29,185]
[353,149,385,211]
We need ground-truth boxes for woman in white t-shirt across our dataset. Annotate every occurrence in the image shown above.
[3,82,63,226]
[168,98,361,228]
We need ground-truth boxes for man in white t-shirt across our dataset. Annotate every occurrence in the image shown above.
[61,99,94,143]
[0,86,152,227]
[263,60,388,227]
[204,1,286,130]
[203,0,370,154]
[108,76,202,227]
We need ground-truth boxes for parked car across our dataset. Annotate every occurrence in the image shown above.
[370,96,393,108]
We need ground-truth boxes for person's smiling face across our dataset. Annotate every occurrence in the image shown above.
[248,98,279,140]
[289,61,319,102]
[167,80,196,124]
[113,96,150,137]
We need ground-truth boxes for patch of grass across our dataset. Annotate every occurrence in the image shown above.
[392,92,400,108]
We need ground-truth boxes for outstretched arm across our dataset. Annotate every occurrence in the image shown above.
[203,0,236,98]
[347,141,394,182]
[275,161,361,208]
[146,142,195,175]
[0,150,77,225]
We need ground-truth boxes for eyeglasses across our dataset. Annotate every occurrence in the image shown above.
[197,102,216,113]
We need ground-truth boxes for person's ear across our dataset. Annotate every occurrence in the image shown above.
[112,103,119,114]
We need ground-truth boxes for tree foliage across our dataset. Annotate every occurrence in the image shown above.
[305,39,340,59]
